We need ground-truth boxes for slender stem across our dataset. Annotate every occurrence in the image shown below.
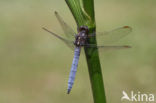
[65,0,107,103]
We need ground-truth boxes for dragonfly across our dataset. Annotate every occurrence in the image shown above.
[42,11,132,94]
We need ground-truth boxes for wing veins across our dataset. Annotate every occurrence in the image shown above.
[84,44,131,50]
[54,11,76,40]
[42,27,75,50]
[96,26,132,45]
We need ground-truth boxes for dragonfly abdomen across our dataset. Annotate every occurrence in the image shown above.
[67,47,81,94]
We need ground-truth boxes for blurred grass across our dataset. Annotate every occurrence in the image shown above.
[0,0,156,103]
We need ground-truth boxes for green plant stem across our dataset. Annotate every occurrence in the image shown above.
[65,0,107,103]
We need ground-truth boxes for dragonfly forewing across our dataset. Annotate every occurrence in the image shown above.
[55,11,76,41]
[96,26,132,45]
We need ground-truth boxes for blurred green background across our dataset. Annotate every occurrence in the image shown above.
[0,0,156,103]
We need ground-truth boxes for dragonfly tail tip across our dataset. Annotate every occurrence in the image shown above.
[67,89,71,94]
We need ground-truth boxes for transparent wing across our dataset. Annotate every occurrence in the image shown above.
[84,44,131,51]
[42,27,75,50]
[55,11,76,41]
[96,26,132,45]
[97,45,131,51]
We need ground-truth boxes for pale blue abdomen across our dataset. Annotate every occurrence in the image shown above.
[67,47,81,94]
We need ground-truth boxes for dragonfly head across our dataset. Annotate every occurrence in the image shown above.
[78,26,89,34]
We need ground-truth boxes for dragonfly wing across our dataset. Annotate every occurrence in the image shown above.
[96,26,132,45]
[42,27,75,50]
[55,11,76,41]
[97,45,131,51]
[84,44,131,51]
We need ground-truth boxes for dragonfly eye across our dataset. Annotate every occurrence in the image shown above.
[78,26,89,34]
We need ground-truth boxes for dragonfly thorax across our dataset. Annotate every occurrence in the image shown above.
[74,26,89,47]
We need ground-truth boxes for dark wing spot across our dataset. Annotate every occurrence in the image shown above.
[124,45,131,48]
[123,26,130,28]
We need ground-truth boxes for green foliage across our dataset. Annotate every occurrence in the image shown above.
[65,0,95,29]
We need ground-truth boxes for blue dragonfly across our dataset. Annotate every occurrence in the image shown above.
[43,11,132,94]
